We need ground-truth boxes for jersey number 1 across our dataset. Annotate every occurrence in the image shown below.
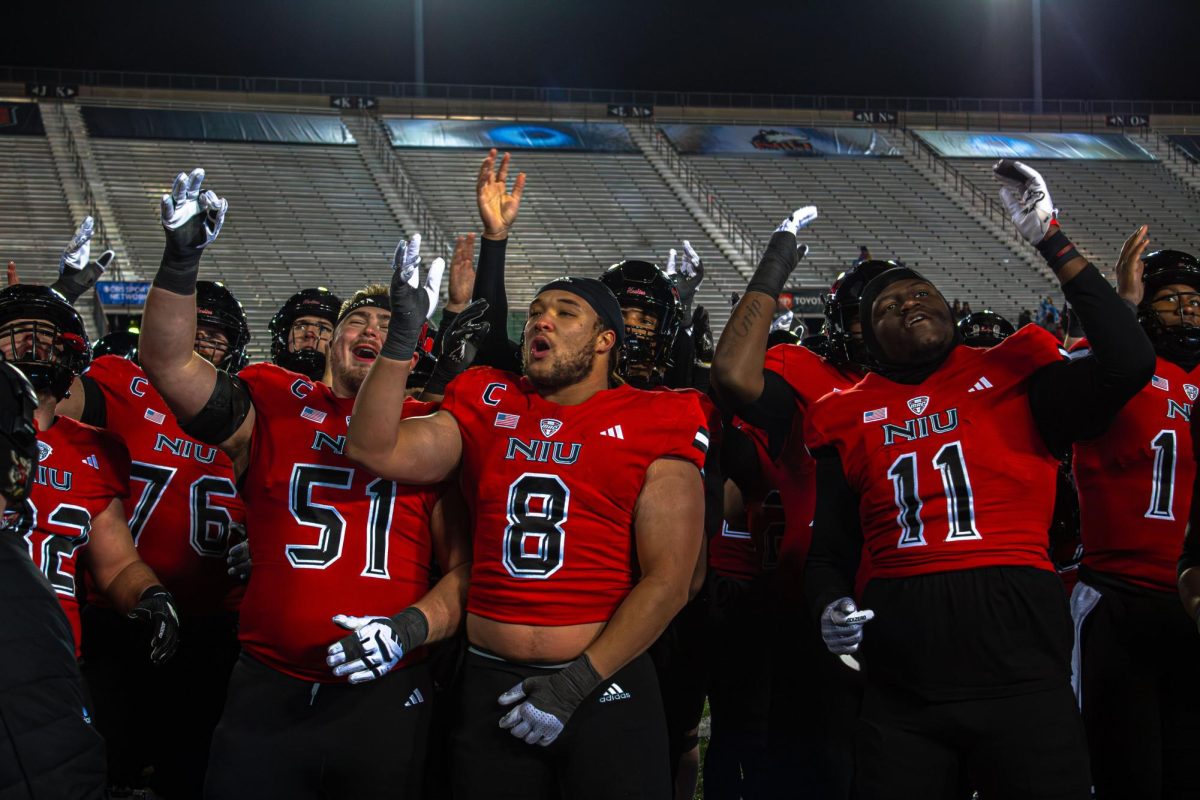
[886,441,981,548]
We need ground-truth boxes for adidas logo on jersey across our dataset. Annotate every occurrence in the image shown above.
[598,682,631,703]
[600,425,625,440]
[82,454,99,469]
[967,376,993,393]
[404,688,425,708]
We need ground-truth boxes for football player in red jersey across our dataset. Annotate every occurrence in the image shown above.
[347,250,709,797]
[802,160,1155,799]
[1070,233,1200,798]
[269,287,342,382]
[712,206,894,799]
[55,279,248,798]
[0,360,108,800]
[0,285,180,671]
[137,168,472,800]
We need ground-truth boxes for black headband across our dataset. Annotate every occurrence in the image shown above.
[337,293,389,326]
[535,277,625,345]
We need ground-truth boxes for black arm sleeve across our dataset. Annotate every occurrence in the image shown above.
[1182,414,1200,577]
[472,237,519,371]
[720,424,763,499]
[178,372,253,446]
[76,375,107,428]
[804,452,864,622]
[702,425,724,543]
[734,370,799,460]
[1027,264,1155,456]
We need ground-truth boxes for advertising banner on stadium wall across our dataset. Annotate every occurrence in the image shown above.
[0,103,46,136]
[658,124,901,157]
[913,130,1155,161]
[81,107,356,146]
[96,281,151,308]
[1168,135,1200,164]
[384,119,638,152]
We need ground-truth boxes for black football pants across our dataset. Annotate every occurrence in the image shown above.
[204,652,432,800]
[450,647,670,799]
[1073,580,1200,799]
[81,606,238,799]
[855,682,1091,800]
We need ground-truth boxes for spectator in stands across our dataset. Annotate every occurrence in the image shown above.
[856,245,872,266]
[961,300,973,319]
[1018,308,1034,328]
[1039,296,1060,327]
[952,299,962,319]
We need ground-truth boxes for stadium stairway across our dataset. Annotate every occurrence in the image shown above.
[1140,133,1200,199]
[0,123,75,284]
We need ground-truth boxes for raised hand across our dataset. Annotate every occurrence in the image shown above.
[776,206,819,239]
[476,149,526,240]
[994,159,1057,245]
[6,262,17,286]
[422,298,491,396]
[1115,225,1151,306]
[446,233,478,313]
[156,168,228,294]
[54,216,114,303]
[381,233,443,361]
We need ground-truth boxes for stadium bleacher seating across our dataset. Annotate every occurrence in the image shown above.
[0,137,75,276]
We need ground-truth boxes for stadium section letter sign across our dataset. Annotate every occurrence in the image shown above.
[658,125,901,157]
[384,119,638,153]
[0,103,46,136]
[81,107,356,146]
[913,130,1154,161]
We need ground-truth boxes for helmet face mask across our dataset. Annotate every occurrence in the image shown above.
[270,289,341,381]
[599,260,682,387]
[0,286,90,400]
[196,281,250,374]
[1137,250,1200,361]
[957,310,1015,349]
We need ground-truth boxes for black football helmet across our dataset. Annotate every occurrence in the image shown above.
[599,260,683,384]
[196,281,250,374]
[1137,249,1200,361]
[269,287,341,381]
[0,285,91,399]
[767,328,801,348]
[957,310,1015,349]
[93,329,139,362]
[823,259,899,369]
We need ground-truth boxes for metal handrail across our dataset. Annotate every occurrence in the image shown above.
[649,128,762,265]
[354,112,452,258]
[6,64,1200,117]
[48,102,120,272]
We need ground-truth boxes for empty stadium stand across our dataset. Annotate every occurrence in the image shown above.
[389,141,748,333]
[87,134,406,356]
[953,159,1200,273]
[687,153,1058,319]
[0,136,75,277]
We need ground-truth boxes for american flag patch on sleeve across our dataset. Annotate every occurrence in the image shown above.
[144,408,166,425]
[494,412,520,429]
[863,407,888,423]
[692,427,710,454]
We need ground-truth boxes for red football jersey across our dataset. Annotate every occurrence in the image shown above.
[236,363,441,681]
[441,367,709,626]
[85,355,245,615]
[24,416,131,656]
[762,344,862,570]
[708,420,786,580]
[1073,357,1199,591]
[805,327,1064,580]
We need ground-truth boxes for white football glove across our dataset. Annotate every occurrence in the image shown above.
[770,309,794,333]
[776,206,819,238]
[820,597,875,655]
[54,217,113,303]
[160,168,228,248]
[61,216,95,275]
[392,233,444,321]
[326,615,406,684]
[993,159,1057,245]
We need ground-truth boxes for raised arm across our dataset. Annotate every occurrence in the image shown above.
[472,149,525,371]
[345,239,464,484]
[992,162,1155,452]
[138,169,255,467]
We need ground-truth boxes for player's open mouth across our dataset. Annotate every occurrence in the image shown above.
[351,345,378,362]
[905,312,930,328]
[529,336,552,359]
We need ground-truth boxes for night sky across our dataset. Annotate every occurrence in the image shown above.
[7,0,1198,101]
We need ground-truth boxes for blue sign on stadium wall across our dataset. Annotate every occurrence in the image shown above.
[96,281,151,308]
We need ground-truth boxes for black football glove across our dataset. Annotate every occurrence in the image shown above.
[225,523,251,581]
[155,168,227,295]
[497,654,601,747]
[52,217,114,303]
[128,585,180,665]
[381,234,444,361]
[423,298,491,395]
